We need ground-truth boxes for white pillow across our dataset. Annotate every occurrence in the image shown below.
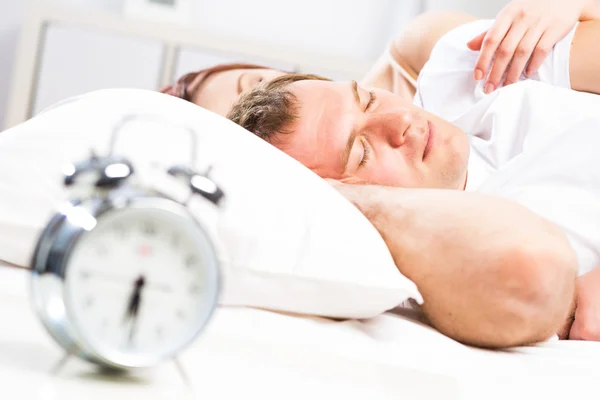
[0,89,422,318]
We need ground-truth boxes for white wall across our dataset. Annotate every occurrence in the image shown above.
[425,0,510,18]
[0,0,121,129]
[0,1,26,129]
[0,0,411,127]
[1,0,423,127]
[191,0,414,61]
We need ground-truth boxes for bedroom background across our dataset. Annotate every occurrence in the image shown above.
[0,0,510,129]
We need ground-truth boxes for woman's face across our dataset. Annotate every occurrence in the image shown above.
[192,68,285,116]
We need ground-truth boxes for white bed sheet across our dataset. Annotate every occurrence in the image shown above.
[1,265,599,400]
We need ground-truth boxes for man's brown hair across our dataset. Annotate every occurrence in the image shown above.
[227,73,331,144]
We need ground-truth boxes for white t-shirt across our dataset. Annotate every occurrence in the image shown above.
[416,20,600,275]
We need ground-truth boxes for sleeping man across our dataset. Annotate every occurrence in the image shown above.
[226,10,600,347]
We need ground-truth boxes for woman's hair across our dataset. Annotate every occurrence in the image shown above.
[161,62,276,102]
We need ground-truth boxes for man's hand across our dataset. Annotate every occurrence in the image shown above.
[568,268,600,340]
[467,0,596,93]
[557,294,576,339]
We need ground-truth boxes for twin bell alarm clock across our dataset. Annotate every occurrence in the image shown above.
[29,115,224,370]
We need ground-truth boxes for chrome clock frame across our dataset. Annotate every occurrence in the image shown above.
[30,190,221,369]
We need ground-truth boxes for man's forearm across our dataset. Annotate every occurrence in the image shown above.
[337,185,578,347]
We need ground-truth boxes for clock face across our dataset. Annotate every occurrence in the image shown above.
[63,203,219,366]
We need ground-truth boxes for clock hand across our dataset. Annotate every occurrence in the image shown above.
[125,275,145,346]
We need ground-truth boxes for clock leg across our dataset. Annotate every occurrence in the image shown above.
[173,357,192,388]
[50,352,72,375]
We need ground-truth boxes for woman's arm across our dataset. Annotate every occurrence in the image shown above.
[363,1,600,96]
[472,16,600,95]
[569,20,600,94]
[332,183,578,348]
[468,0,600,93]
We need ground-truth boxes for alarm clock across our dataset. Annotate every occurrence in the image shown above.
[30,115,224,370]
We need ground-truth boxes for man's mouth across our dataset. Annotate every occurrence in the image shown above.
[423,121,435,160]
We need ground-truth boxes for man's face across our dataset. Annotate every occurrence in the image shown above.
[276,80,470,190]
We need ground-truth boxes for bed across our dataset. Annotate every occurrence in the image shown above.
[1,89,599,400]
[2,265,600,400]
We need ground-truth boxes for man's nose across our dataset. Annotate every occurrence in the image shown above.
[379,111,413,148]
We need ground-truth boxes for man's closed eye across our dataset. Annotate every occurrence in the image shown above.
[365,91,376,111]
[359,137,371,167]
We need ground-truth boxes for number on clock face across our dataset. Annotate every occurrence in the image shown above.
[64,204,218,363]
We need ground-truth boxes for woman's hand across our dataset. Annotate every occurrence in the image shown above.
[568,267,600,341]
[467,0,594,94]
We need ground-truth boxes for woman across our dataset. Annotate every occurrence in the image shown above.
[161,12,474,115]
[161,63,287,116]
[162,0,600,114]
